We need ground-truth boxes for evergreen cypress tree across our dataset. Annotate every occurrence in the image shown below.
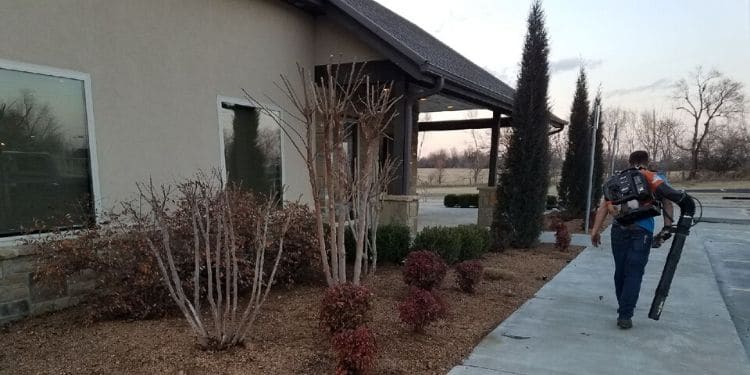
[558,67,590,218]
[492,1,550,249]
[590,92,606,206]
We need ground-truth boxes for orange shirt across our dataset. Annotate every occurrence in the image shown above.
[639,169,665,191]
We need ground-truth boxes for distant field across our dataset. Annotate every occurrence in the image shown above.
[418,168,490,187]
[417,168,750,197]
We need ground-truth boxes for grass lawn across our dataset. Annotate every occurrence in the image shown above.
[0,245,583,375]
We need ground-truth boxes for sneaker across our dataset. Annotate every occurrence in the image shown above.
[617,319,633,329]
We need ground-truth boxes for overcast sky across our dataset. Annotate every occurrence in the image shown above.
[374,0,750,154]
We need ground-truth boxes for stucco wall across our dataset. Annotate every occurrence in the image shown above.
[314,15,382,65]
[0,0,315,209]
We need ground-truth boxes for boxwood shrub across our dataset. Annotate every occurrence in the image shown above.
[376,223,412,264]
[413,225,490,264]
[444,194,479,208]
[344,224,411,264]
[456,224,491,261]
[443,194,459,207]
[412,226,463,264]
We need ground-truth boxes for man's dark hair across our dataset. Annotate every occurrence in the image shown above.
[629,150,649,166]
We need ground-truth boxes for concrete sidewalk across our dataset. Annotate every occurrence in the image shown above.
[449,222,750,375]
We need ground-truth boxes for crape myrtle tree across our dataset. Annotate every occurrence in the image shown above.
[558,67,590,218]
[245,63,398,286]
[492,0,551,249]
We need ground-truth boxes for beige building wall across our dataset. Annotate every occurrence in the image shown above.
[314,15,383,65]
[0,0,316,208]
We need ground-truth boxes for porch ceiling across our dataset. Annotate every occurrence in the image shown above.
[416,93,485,113]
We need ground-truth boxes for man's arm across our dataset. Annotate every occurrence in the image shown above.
[590,198,609,247]
[662,199,674,227]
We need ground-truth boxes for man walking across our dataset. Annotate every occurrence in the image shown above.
[590,150,670,329]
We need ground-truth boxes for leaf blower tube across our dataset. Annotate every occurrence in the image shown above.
[648,184,696,320]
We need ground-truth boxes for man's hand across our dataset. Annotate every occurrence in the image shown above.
[591,232,601,247]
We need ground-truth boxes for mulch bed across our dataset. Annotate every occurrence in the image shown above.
[1,244,583,375]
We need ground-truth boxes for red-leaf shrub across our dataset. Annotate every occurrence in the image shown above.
[320,283,373,334]
[402,250,447,290]
[553,220,571,251]
[31,186,320,321]
[398,287,446,333]
[331,326,377,375]
[455,260,483,293]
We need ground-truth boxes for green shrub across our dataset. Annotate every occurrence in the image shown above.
[456,224,491,260]
[457,194,479,208]
[444,194,479,208]
[546,195,558,210]
[376,224,412,264]
[443,194,459,207]
[413,226,462,264]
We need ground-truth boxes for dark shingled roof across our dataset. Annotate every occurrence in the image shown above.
[328,0,515,105]
[286,0,566,126]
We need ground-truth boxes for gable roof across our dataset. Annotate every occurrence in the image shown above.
[286,0,566,126]
[328,0,515,103]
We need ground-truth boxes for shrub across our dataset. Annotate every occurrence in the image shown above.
[553,220,571,251]
[265,202,321,286]
[331,326,377,375]
[457,193,479,208]
[376,224,411,264]
[32,187,319,321]
[455,260,483,293]
[455,224,491,261]
[402,251,447,290]
[32,223,175,321]
[319,283,373,334]
[443,194,459,208]
[398,287,446,333]
[546,195,558,210]
[444,194,479,208]
[413,226,462,264]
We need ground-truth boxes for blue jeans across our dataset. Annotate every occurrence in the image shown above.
[611,224,653,319]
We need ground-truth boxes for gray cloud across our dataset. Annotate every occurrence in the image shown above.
[550,57,604,73]
[606,78,675,97]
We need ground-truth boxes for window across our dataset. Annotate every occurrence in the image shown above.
[0,61,97,237]
[218,100,282,197]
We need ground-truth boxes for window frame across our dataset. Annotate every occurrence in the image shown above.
[215,95,285,199]
[0,58,101,245]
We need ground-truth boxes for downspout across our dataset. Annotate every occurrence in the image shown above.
[401,76,444,194]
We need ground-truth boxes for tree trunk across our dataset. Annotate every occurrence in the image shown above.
[689,149,699,180]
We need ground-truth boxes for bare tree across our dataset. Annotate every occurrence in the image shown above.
[431,149,448,185]
[601,107,637,171]
[465,129,490,185]
[128,176,291,350]
[674,67,745,179]
[244,63,398,286]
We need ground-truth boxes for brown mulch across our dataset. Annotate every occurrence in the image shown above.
[0,244,584,375]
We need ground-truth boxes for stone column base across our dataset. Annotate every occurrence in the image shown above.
[477,186,497,227]
[380,195,420,234]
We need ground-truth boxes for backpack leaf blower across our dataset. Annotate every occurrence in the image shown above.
[648,186,697,320]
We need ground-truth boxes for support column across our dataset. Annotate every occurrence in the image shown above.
[487,111,501,187]
[382,82,419,233]
[478,111,502,227]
